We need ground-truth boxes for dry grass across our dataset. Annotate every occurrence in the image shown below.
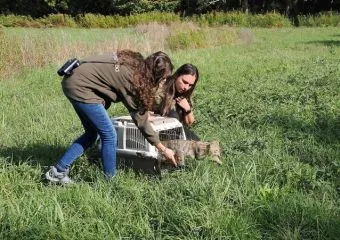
[135,22,170,52]
[168,21,201,33]
[0,30,148,79]
[0,30,22,78]
[239,28,254,45]
[0,23,239,79]
[207,25,238,46]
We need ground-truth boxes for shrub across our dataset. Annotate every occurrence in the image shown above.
[41,14,77,28]
[74,12,180,29]
[0,14,34,27]
[250,12,291,27]
[76,14,101,28]
[2,12,340,28]
[192,12,291,28]
[222,11,250,27]
[298,15,316,27]
[299,12,340,27]
[125,11,180,26]
[194,11,249,27]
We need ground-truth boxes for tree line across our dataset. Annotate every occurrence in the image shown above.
[0,0,339,19]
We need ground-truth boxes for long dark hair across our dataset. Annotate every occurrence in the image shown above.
[162,63,199,115]
[118,50,173,110]
[145,51,173,85]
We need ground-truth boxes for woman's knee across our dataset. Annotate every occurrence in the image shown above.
[75,131,98,149]
[99,127,116,143]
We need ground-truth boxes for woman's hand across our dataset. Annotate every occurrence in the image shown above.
[162,147,177,167]
[175,97,191,113]
[156,143,177,167]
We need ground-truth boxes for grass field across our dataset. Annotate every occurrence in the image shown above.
[0,26,339,239]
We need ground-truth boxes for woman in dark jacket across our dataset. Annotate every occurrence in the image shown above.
[45,50,176,184]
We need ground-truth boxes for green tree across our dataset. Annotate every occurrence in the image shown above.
[0,0,52,16]
[113,0,179,15]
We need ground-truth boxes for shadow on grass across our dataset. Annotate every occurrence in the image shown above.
[260,112,340,184]
[262,113,340,144]
[0,143,67,167]
[304,40,340,46]
[252,193,340,239]
[0,142,167,181]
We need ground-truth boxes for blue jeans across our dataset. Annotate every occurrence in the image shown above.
[55,99,117,178]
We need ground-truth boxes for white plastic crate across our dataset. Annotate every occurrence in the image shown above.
[112,115,186,159]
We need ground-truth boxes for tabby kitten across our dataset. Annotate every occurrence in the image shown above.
[160,140,222,166]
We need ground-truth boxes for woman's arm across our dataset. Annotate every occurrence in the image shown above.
[176,97,195,127]
[182,110,195,127]
[130,110,177,166]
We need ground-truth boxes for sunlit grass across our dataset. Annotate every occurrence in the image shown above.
[0,27,339,239]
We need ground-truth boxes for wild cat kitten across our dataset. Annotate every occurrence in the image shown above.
[160,140,222,166]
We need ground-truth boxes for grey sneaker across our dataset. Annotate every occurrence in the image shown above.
[45,166,73,184]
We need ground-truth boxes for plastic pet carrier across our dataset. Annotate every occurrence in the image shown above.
[110,115,186,174]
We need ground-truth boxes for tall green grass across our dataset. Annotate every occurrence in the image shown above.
[0,12,181,28]
[1,11,339,29]
[193,11,292,28]
[0,27,340,239]
[299,12,340,27]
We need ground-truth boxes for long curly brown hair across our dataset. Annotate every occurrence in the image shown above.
[117,50,173,110]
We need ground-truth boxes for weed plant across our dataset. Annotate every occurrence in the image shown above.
[0,27,340,239]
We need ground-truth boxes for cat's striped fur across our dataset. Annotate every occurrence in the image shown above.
[160,140,222,166]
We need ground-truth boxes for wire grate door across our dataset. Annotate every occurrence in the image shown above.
[111,115,186,159]
[125,127,148,151]
[159,127,185,141]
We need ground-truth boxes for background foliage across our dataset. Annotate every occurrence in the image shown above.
[0,0,340,20]
[1,11,340,29]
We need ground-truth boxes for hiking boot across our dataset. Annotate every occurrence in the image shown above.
[45,166,73,184]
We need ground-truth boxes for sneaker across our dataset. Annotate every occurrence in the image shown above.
[45,166,73,184]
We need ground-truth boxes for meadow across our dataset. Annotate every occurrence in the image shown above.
[0,24,339,239]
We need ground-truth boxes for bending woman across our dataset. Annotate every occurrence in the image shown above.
[153,63,200,140]
[45,50,176,184]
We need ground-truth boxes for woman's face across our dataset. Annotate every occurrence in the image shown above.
[175,74,196,94]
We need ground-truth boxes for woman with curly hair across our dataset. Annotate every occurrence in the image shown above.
[45,50,176,184]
